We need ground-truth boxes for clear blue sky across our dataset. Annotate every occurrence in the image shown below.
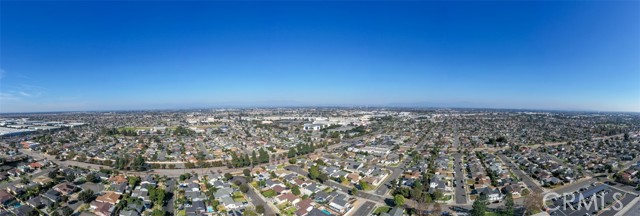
[1,1,639,112]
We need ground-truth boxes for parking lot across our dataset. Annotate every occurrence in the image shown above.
[547,183,637,216]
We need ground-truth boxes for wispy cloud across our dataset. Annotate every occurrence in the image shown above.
[0,93,18,101]
[18,91,32,97]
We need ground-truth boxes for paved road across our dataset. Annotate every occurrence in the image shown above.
[164,178,176,215]
[246,185,278,216]
[352,201,376,216]
[622,198,640,216]
[498,154,544,194]
[374,160,407,196]
[21,149,253,177]
[453,153,468,204]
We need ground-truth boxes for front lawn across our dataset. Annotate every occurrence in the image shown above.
[437,195,453,201]
[283,206,296,216]
[484,211,499,216]
[373,206,391,215]
[262,189,277,198]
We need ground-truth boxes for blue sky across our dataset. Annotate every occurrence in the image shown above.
[1,1,638,112]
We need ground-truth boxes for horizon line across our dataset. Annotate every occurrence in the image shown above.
[1,105,638,115]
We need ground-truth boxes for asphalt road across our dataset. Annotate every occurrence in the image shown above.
[246,185,277,216]
[622,199,640,216]
[374,161,407,196]
[352,201,376,216]
[498,154,544,194]
[547,184,637,216]
[21,149,249,177]
[164,178,176,215]
[551,178,598,195]
[453,153,468,204]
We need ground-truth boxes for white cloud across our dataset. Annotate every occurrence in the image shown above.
[18,91,32,97]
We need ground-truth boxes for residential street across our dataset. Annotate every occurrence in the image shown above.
[246,185,278,216]
[351,201,376,216]
[453,153,468,204]
[498,154,545,194]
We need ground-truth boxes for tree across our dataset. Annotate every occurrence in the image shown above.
[287,149,297,158]
[309,165,320,180]
[129,176,141,187]
[471,194,488,216]
[350,187,359,196]
[224,173,233,180]
[394,194,405,207]
[504,193,515,216]
[259,149,269,163]
[256,205,265,214]
[61,206,74,216]
[240,184,250,193]
[132,155,147,171]
[524,191,543,215]
[251,150,258,166]
[359,180,371,190]
[20,176,30,184]
[433,189,444,200]
[48,170,58,179]
[624,133,630,141]
[151,188,167,205]
[291,185,301,195]
[151,209,167,216]
[289,158,297,164]
[243,207,259,216]
[65,174,75,182]
[243,169,251,177]
[318,173,329,183]
[86,173,98,183]
[78,189,95,203]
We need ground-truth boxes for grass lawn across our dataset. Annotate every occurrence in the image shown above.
[283,206,296,216]
[437,195,453,201]
[277,203,290,211]
[233,197,247,202]
[262,189,277,198]
[374,206,391,214]
[177,210,186,216]
[322,187,333,193]
[484,211,500,216]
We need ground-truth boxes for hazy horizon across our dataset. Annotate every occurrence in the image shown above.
[1,1,639,113]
